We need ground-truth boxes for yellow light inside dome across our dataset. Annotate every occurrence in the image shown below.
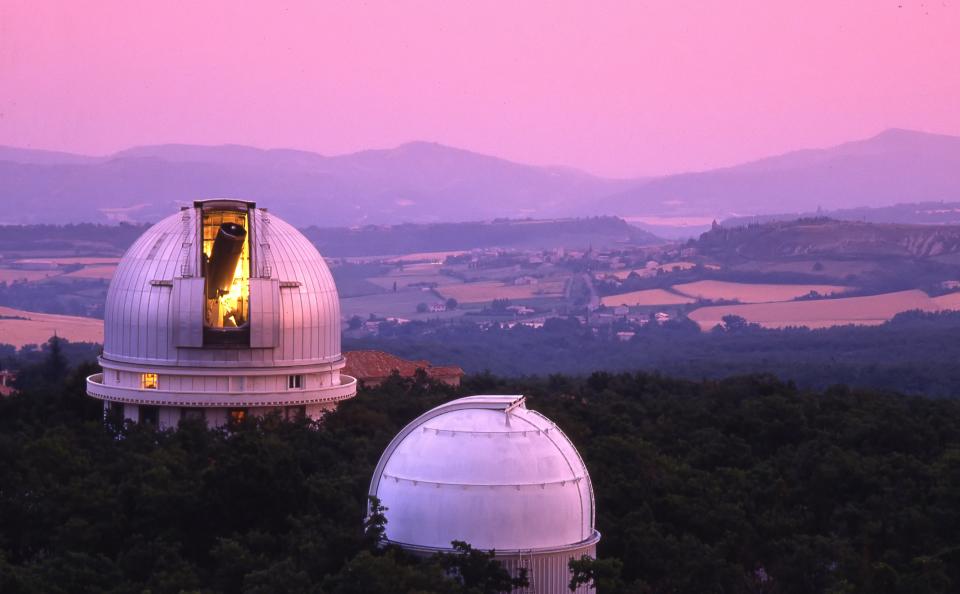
[201,210,250,328]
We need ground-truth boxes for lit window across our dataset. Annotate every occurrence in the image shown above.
[141,373,158,389]
[288,375,304,389]
[229,409,247,425]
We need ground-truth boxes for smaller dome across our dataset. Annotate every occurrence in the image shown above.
[369,396,597,552]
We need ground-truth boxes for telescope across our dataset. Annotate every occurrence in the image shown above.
[205,222,246,299]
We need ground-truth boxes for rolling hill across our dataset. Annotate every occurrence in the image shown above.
[0,142,636,226]
[696,218,960,261]
[597,128,960,219]
[1,128,959,227]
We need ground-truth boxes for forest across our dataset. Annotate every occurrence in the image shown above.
[1,342,960,593]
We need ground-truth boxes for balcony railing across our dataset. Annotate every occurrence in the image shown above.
[86,373,358,408]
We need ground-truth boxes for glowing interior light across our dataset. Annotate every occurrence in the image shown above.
[202,210,250,329]
[141,373,158,389]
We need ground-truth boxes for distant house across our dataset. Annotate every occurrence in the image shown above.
[612,305,629,316]
[0,370,15,397]
[616,331,636,342]
[343,350,464,388]
[513,276,539,286]
[428,302,447,313]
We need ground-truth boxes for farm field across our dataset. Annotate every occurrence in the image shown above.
[601,288,696,307]
[672,280,850,303]
[687,289,960,330]
[15,257,121,265]
[608,268,656,280]
[339,289,465,322]
[607,261,699,280]
[385,250,467,263]
[0,269,60,283]
[63,265,118,279]
[0,305,104,347]
[366,273,461,290]
[437,279,567,303]
[732,259,880,277]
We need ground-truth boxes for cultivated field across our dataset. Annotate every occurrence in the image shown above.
[687,289,960,330]
[601,288,696,307]
[64,265,118,280]
[438,279,567,303]
[608,261,699,280]
[0,269,60,283]
[15,257,121,265]
[672,280,850,303]
[384,251,467,263]
[0,306,104,347]
[339,290,463,321]
[367,273,461,290]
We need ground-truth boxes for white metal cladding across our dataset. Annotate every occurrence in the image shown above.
[369,396,598,552]
[399,538,599,594]
[497,541,598,594]
[102,205,342,367]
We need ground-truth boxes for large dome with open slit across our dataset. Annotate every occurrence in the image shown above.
[102,203,342,367]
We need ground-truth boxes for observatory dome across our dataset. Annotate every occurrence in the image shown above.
[369,395,598,552]
[102,201,341,365]
[87,199,356,429]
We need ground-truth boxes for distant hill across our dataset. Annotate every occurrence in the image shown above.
[696,217,960,261]
[722,201,960,227]
[597,129,960,219]
[2,128,959,226]
[0,216,660,260]
[0,142,637,226]
[304,216,662,257]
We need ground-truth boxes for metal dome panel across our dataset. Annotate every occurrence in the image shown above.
[369,396,597,552]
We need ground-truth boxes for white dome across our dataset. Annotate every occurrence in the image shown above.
[102,200,341,367]
[369,396,598,552]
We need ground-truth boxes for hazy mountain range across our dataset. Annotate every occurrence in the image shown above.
[0,128,958,227]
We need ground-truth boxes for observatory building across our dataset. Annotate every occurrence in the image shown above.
[368,395,600,594]
[86,199,357,428]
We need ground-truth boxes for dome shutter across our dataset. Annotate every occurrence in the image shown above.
[249,278,280,348]
[173,278,204,347]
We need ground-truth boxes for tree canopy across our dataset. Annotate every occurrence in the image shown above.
[1,348,959,593]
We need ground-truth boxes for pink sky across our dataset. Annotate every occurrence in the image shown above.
[1,1,958,177]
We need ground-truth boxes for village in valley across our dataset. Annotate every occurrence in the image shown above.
[6,216,960,351]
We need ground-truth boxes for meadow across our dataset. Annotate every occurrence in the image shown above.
[687,289,959,330]
[437,279,567,303]
[600,288,695,307]
[0,305,104,347]
[672,280,850,303]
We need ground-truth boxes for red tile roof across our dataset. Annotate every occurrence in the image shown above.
[343,350,464,383]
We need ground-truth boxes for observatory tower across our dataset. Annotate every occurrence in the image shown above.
[86,199,357,428]
[368,395,600,593]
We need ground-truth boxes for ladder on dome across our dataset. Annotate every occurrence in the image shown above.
[517,549,536,594]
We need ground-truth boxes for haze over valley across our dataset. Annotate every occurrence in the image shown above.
[3,128,959,237]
